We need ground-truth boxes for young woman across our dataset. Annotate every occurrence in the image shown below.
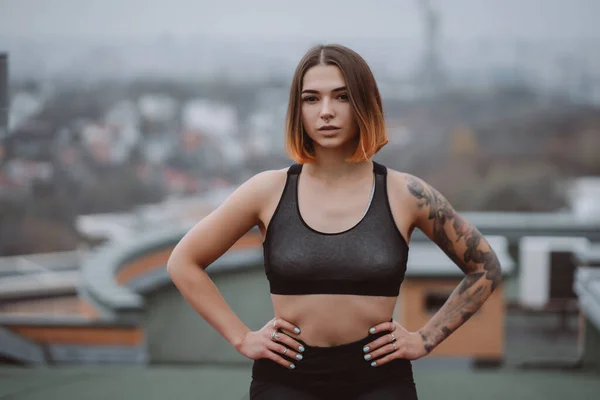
[167,44,502,400]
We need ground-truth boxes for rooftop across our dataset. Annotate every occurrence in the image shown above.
[1,307,598,400]
[1,362,598,400]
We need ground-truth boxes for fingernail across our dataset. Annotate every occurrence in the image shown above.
[364,354,371,360]
[296,354,303,360]
[294,327,301,334]
[290,363,295,369]
[369,327,376,334]
[363,346,369,353]
[298,345,305,352]
[371,361,377,367]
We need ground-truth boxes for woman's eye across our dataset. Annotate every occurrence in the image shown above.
[338,93,349,101]
[302,96,317,102]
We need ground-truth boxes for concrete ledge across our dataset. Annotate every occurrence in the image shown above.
[0,271,80,301]
[80,226,190,314]
[127,249,263,294]
[47,343,148,365]
[0,326,46,364]
[574,266,600,370]
[574,244,600,267]
[575,267,600,330]
[410,212,600,244]
[0,250,82,278]
[80,224,262,317]
[0,314,140,327]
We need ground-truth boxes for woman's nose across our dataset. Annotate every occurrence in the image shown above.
[320,99,334,120]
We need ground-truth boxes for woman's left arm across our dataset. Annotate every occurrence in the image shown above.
[362,172,503,366]
[405,174,503,354]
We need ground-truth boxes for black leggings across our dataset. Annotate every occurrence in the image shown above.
[250,379,417,399]
[250,331,418,400]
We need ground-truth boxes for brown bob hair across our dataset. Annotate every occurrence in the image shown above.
[285,44,388,163]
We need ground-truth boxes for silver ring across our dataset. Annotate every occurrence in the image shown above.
[283,348,288,355]
[270,331,280,341]
[392,342,397,351]
[390,333,396,342]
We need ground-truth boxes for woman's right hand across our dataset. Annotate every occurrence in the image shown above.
[236,318,305,369]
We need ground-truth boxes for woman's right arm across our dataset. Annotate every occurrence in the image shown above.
[166,170,304,368]
[167,171,274,349]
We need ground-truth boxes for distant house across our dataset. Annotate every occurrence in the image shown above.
[80,123,119,165]
[138,94,179,136]
[4,119,58,161]
[568,177,600,218]
[162,167,200,195]
[138,94,178,123]
[181,99,245,167]
[0,170,19,194]
[4,159,53,186]
[8,91,45,132]
[181,99,238,139]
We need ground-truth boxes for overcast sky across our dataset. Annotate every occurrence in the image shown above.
[1,0,599,43]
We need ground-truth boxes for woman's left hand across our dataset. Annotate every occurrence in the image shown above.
[362,320,428,367]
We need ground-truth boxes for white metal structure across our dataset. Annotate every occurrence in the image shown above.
[519,236,590,308]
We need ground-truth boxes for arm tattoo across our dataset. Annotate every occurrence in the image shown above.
[407,176,501,289]
[407,176,502,353]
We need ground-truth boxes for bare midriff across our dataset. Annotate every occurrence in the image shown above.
[271,294,398,346]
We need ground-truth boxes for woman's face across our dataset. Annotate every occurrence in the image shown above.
[301,64,358,153]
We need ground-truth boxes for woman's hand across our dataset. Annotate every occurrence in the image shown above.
[362,320,428,367]
[236,318,305,369]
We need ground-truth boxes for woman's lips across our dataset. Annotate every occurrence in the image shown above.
[319,127,341,136]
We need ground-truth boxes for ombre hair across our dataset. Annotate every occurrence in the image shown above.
[285,44,388,163]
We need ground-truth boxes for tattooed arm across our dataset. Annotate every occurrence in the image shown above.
[404,174,502,354]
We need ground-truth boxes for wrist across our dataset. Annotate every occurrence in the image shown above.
[417,327,435,353]
[231,328,251,351]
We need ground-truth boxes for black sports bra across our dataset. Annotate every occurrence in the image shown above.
[262,162,409,297]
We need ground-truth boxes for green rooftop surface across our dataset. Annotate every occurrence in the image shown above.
[1,364,599,400]
[1,276,598,399]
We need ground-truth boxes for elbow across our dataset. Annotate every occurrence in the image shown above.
[166,258,178,282]
[481,249,503,291]
[166,252,186,282]
[489,263,503,292]
[166,252,204,283]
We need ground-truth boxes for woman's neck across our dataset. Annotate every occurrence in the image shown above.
[303,154,373,185]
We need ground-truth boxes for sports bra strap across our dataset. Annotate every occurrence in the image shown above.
[288,164,303,175]
[372,161,387,176]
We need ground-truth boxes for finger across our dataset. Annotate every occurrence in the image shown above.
[362,332,397,353]
[267,341,303,361]
[368,320,396,335]
[369,347,403,367]
[265,349,296,369]
[267,330,283,343]
[364,342,398,364]
[273,318,301,335]
[267,330,304,353]
[272,330,306,353]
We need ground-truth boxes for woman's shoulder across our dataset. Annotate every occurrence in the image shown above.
[385,167,417,193]
[384,167,428,211]
[250,166,290,186]
[240,167,290,203]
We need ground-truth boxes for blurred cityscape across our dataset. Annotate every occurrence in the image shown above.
[2,31,600,255]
